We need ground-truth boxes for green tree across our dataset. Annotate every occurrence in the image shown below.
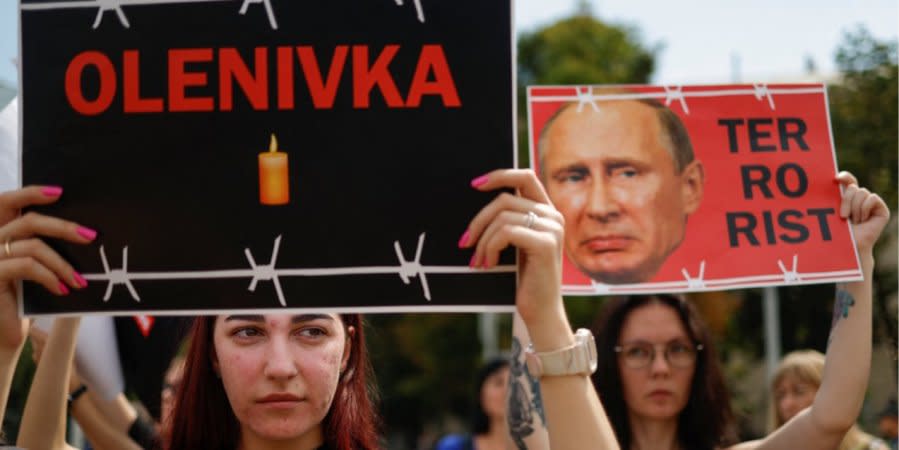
[516,12,658,166]
[828,25,898,373]
[829,26,898,213]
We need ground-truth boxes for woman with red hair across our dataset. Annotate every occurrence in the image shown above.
[164,313,379,450]
[0,168,618,450]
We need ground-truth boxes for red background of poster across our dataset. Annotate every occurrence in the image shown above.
[528,84,861,294]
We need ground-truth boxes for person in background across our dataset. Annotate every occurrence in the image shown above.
[770,349,888,450]
[1,168,622,450]
[592,293,736,450]
[510,171,888,450]
[435,358,510,450]
[590,172,887,450]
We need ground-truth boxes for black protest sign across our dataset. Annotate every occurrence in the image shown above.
[20,0,515,315]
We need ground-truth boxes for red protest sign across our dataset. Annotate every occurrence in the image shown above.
[527,84,861,295]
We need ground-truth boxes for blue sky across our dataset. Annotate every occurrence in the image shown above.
[1,0,896,87]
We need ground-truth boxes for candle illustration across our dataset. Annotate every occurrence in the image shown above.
[258,133,290,205]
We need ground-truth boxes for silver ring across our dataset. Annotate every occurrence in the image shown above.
[3,239,11,258]
[524,211,538,229]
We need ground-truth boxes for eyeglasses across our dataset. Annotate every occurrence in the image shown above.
[614,340,703,369]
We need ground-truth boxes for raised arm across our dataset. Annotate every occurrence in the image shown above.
[29,325,143,450]
[0,282,28,427]
[0,185,95,427]
[508,314,551,449]
[17,317,81,450]
[743,172,889,450]
[463,169,619,450]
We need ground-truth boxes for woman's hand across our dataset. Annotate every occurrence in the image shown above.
[0,186,96,350]
[836,172,889,255]
[461,169,565,328]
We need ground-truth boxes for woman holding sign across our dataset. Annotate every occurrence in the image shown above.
[160,168,620,450]
[587,172,889,450]
[0,170,621,450]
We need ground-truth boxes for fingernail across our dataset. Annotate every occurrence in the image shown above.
[58,281,70,296]
[469,254,479,268]
[42,186,63,197]
[73,272,88,288]
[470,174,489,188]
[458,230,470,248]
[76,226,97,241]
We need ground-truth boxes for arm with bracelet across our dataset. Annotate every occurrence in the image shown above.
[30,322,155,450]
[66,370,143,450]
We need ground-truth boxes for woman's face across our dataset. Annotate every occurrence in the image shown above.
[774,374,817,423]
[212,314,351,447]
[480,366,510,421]
[617,303,696,422]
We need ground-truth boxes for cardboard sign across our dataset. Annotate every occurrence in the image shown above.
[20,0,515,315]
[528,84,861,295]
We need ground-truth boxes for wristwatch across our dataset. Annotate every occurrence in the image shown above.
[525,328,597,377]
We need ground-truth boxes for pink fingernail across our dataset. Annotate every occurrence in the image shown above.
[76,226,97,241]
[458,230,470,248]
[73,272,88,288]
[470,174,489,188]
[42,186,63,197]
[58,281,70,296]
[469,254,479,268]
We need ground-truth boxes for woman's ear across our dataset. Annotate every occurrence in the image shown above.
[341,326,355,374]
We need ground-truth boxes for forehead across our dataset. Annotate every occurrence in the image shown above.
[544,100,672,166]
[775,371,817,389]
[619,302,691,343]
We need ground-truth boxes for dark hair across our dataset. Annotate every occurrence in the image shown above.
[591,295,735,450]
[536,88,695,179]
[164,314,380,450]
[471,357,511,435]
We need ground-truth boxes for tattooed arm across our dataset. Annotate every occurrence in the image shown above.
[507,314,550,450]
[739,172,889,450]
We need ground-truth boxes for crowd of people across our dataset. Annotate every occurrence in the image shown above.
[0,58,894,449]
[0,165,892,450]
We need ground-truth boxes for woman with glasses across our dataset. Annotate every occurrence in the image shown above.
[592,294,735,450]
[588,171,889,450]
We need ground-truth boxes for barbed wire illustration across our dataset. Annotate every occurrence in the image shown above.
[569,254,860,295]
[533,84,825,115]
[393,0,425,23]
[21,0,429,30]
[21,0,279,29]
[82,233,515,306]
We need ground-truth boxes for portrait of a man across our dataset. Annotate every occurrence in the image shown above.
[537,96,704,284]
